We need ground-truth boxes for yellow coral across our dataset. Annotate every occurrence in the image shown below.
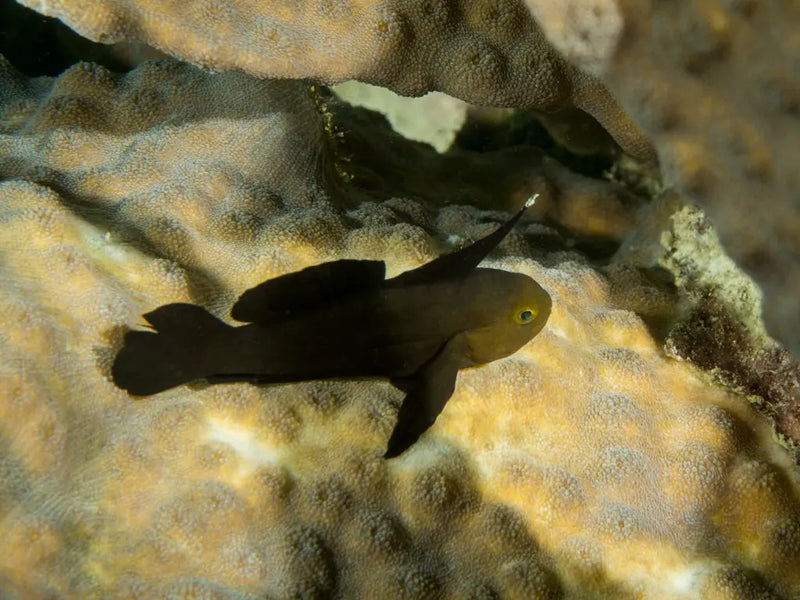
[1,54,799,600]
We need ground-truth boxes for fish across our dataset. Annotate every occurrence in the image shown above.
[111,196,551,457]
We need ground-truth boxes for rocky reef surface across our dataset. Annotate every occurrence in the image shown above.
[1,0,799,598]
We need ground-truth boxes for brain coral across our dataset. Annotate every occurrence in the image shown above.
[1,55,800,599]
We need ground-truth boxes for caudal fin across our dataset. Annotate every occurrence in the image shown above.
[112,303,230,396]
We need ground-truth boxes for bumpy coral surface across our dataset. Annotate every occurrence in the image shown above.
[1,56,800,600]
[16,0,654,163]
[18,0,799,356]
[530,0,800,354]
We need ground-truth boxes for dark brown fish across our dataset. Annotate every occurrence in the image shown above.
[112,199,551,457]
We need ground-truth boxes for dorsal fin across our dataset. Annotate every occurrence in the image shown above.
[231,259,386,323]
[388,198,534,287]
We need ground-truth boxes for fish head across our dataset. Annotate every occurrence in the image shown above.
[462,269,552,365]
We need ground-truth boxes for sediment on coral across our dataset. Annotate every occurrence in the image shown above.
[1,52,799,600]
[613,197,800,460]
[660,206,800,458]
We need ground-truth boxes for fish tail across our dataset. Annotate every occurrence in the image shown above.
[112,303,231,396]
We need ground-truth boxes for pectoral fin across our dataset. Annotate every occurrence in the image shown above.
[384,333,468,458]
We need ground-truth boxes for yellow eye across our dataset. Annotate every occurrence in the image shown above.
[514,306,538,325]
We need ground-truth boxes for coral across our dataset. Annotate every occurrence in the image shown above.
[0,0,162,77]
[658,205,800,454]
[325,94,645,249]
[529,0,800,353]
[613,197,800,455]
[12,0,800,355]
[1,56,800,600]
[522,1,624,77]
[16,0,655,163]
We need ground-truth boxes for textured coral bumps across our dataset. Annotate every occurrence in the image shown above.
[19,0,800,355]
[1,57,800,599]
[17,0,655,163]
[531,0,800,354]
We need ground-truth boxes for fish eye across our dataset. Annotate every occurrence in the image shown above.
[514,306,538,325]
